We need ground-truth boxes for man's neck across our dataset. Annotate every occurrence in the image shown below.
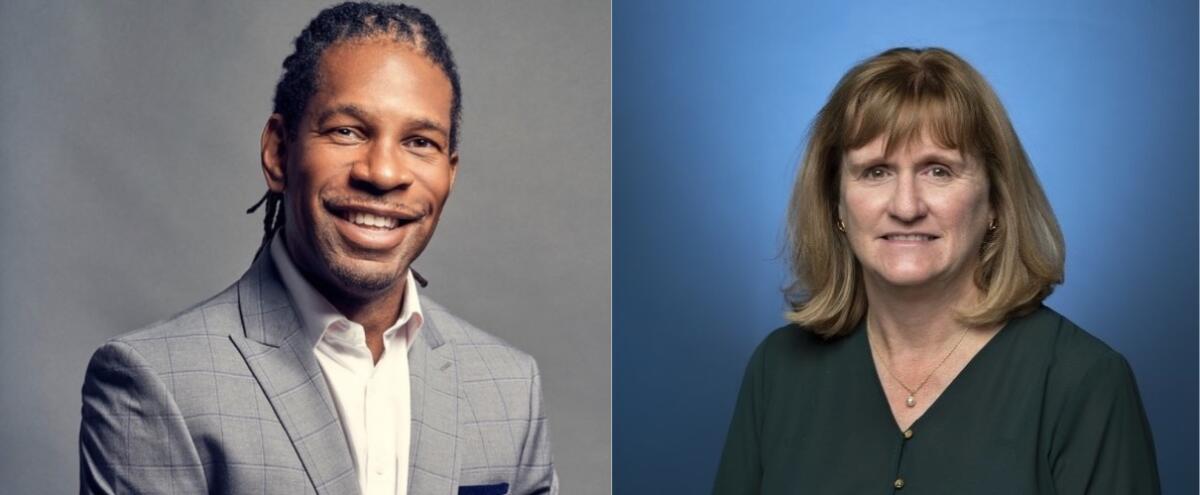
[331,286,406,340]
[277,234,409,363]
[320,283,406,365]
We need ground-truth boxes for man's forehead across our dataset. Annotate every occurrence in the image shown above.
[313,38,437,87]
[319,36,424,66]
[305,38,453,126]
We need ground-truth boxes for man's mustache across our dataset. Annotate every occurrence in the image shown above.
[322,195,431,220]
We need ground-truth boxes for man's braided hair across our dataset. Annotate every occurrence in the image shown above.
[249,2,461,262]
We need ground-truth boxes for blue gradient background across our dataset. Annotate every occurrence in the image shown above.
[613,0,1197,493]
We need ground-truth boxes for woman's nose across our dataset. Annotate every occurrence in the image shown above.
[887,174,928,222]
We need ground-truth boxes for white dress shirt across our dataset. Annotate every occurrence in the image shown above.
[271,235,421,495]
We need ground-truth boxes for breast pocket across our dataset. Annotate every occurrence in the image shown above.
[458,482,509,495]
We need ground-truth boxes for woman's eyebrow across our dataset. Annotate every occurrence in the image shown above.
[843,154,886,170]
[844,151,964,169]
[912,151,965,166]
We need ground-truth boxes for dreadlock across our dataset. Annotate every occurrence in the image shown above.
[247,191,285,260]
[248,2,461,262]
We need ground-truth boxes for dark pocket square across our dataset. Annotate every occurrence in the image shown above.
[458,483,509,495]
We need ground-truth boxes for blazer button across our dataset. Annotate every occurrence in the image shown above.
[894,478,905,489]
[903,429,913,439]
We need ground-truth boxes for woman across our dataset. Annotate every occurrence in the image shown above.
[713,48,1159,494]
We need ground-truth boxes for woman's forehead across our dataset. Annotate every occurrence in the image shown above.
[843,132,965,167]
[841,93,975,157]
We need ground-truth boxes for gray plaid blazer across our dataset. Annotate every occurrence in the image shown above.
[79,248,557,494]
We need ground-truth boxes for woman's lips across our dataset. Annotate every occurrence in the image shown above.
[878,233,941,247]
[881,234,938,241]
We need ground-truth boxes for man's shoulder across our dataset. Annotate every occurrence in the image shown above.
[102,283,243,362]
[81,280,256,400]
[421,297,539,373]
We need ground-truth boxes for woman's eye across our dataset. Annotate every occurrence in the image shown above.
[864,167,887,179]
[929,166,952,178]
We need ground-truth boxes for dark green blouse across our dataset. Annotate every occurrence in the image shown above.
[713,306,1160,494]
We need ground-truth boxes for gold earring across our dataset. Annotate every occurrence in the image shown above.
[837,219,846,232]
[988,219,998,231]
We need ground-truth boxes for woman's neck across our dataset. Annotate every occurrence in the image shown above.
[862,274,982,354]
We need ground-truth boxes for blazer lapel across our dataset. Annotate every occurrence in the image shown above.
[408,303,461,493]
[230,249,360,495]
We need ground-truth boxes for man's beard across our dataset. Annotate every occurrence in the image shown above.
[312,221,430,297]
[325,253,400,294]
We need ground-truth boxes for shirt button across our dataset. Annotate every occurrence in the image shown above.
[894,478,905,489]
[903,429,913,439]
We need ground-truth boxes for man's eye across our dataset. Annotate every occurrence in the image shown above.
[407,137,441,150]
[327,127,364,142]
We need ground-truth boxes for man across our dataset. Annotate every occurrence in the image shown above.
[79,3,556,494]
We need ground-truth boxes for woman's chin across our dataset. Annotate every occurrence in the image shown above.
[881,276,935,289]
[872,268,946,290]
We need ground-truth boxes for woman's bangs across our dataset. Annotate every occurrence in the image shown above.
[842,86,972,157]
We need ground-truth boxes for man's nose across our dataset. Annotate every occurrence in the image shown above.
[888,174,928,222]
[350,141,415,191]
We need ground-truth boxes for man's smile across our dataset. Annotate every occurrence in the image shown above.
[326,200,427,250]
[345,211,401,229]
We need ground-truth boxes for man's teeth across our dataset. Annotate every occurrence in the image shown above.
[349,212,399,229]
[887,234,934,241]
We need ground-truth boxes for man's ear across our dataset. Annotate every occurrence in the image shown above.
[260,114,288,193]
[447,151,459,192]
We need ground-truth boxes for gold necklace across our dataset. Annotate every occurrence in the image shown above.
[867,319,969,408]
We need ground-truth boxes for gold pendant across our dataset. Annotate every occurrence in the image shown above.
[905,395,915,408]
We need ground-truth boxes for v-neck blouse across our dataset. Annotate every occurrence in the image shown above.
[713,306,1160,494]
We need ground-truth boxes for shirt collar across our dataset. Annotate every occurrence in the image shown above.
[269,230,424,351]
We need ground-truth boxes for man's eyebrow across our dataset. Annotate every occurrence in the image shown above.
[313,106,448,137]
[314,104,373,127]
[407,118,450,137]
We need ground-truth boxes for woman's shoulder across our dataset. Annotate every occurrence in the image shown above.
[1018,308,1155,484]
[757,321,855,350]
[748,322,862,373]
[1006,305,1134,386]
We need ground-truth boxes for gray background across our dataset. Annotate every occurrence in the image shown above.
[0,1,610,493]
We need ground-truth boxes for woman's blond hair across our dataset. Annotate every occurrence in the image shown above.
[785,47,1064,337]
